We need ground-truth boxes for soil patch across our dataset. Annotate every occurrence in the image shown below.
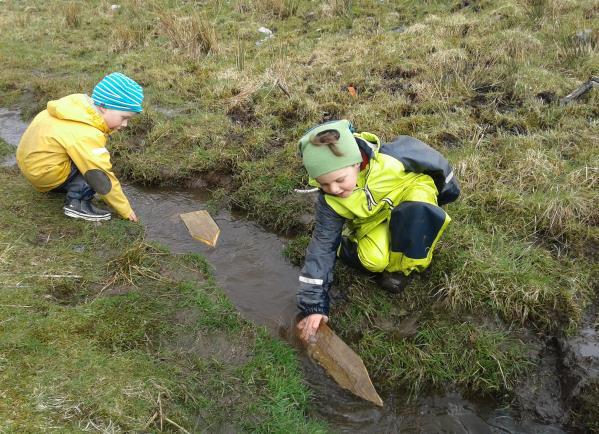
[227,102,258,126]
[166,308,253,365]
[559,309,599,429]
[536,91,557,104]
[119,112,155,153]
[435,131,461,148]
[319,101,345,123]
[515,337,566,423]
[379,66,419,80]
[46,279,87,306]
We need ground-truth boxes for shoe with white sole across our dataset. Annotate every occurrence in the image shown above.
[63,199,111,222]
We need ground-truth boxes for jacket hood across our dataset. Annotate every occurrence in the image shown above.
[47,94,110,134]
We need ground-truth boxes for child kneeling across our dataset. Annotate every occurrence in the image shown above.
[296,120,460,342]
[17,72,143,222]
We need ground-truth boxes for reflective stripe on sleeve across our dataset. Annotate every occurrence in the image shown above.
[299,276,323,285]
[92,148,109,155]
[445,171,454,184]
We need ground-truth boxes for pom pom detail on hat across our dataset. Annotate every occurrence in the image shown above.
[92,72,144,113]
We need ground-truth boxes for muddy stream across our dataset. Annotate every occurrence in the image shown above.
[0,108,583,433]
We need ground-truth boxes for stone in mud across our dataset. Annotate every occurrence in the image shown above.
[573,29,595,47]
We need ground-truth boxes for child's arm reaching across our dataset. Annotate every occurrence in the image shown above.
[63,130,134,219]
[296,194,345,342]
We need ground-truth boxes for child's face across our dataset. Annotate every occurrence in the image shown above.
[316,164,360,198]
[98,108,136,131]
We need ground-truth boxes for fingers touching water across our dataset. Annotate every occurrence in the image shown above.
[297,313,328,343]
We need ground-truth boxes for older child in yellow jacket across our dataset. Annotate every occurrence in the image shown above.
[17,72,143,222]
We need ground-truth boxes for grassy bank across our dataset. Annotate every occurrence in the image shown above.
[0,142,11,163]
[0,166,325,432]
[1,0,597,426]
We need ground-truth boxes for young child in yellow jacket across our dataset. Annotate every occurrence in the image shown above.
[295,120,460,342]
[17,72,143,222]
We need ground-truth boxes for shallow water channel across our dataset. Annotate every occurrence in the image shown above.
[124,186,565,434]
[1,108,568,433]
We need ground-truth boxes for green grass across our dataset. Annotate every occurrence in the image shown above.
[1,0,598,427]
[0,168,325,432]
[0,138,11,159]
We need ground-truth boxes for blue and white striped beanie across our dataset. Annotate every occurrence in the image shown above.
[92,72,144,113]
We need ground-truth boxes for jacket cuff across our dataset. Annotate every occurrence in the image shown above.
[301,305,329,316]
[118,204,133,219]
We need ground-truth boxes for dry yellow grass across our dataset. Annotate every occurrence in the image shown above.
[160,13,219,57]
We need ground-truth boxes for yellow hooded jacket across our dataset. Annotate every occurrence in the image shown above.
[16,94,132,218]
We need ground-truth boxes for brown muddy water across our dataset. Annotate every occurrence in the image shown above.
[0,109,584,433]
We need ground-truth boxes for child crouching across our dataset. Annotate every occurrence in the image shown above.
[17,72,143,222]
[296,119,460,342]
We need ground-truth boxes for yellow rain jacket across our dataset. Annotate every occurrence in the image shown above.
[16,94,132,218]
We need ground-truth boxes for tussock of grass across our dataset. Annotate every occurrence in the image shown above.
[160,13,219,57]
[111,22,148,53]
[435,224,588,330]
[105,240,168,288]
[236,0,300,19]
[322,0,354,18]
[63,2,81,28]
[359,320,530,396]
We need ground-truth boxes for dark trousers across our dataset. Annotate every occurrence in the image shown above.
[338,201,448,275]
[51,163,95,202]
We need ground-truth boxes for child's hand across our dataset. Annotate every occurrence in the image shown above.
[297,314,328,343]
[128,211,138,222]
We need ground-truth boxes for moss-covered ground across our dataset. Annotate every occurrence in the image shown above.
[1,0,598,430]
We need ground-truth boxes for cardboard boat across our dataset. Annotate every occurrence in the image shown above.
[306,322,383,407]
[180,210,220,247]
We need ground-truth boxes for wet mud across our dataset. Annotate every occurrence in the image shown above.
[226,101,258,126]
[559,309,599,430]
[0,108,28,166]
[2,108,597,432]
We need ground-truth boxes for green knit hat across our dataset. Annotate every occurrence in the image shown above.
[298,119,362,179]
